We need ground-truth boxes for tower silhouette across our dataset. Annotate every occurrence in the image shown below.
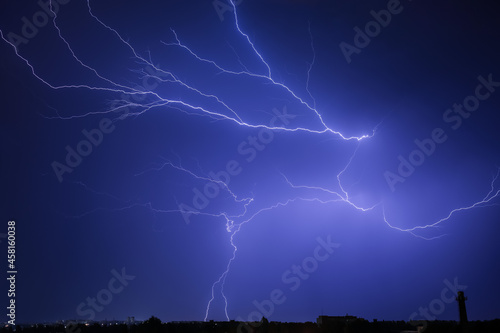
[456,291,468,325]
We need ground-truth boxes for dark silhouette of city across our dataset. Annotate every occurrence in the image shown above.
[3,292,499,333]
[2,316,500,333]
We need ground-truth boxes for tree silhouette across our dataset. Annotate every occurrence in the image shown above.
[141,316,162,333]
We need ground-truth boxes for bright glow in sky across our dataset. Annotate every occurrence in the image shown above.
[2,0,500,324]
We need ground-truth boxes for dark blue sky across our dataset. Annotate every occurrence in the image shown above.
[2,0,500,325]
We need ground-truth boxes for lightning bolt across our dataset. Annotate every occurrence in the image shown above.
[2,0,499,322]
[382,168,500,239]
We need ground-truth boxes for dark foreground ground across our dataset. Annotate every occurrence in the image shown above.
[2,317,500,333]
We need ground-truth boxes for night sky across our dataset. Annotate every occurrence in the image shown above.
[2,0,500,325]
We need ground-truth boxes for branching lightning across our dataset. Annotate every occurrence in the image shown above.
[2,0,499,322]
[382,168,500,239]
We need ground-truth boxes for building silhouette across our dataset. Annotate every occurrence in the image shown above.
[456,291,468,324]
[317,314,364,326]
